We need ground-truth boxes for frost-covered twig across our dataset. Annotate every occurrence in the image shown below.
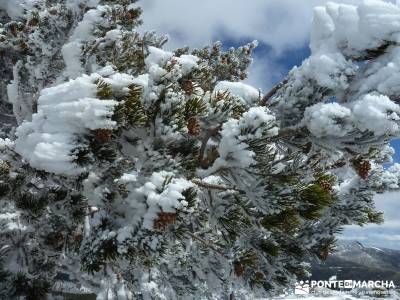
[192,178,235,191]
[184,231,225,255]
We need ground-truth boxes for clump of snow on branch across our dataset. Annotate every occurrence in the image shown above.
[378,163,400,189]
[145,46,199,81]
[214,81,260,105]
[62,5,104,79]
[0,138,14,150]
[14,74,118,175]
[292,0,400,144]
[206,107,277,174]
[303,94,400,138]
[351,94,400,136]
[311,1,400,55]
[303,102,353,138]
[135,171,194,229]
[289,0,400,94]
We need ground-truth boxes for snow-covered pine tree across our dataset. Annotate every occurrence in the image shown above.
[0,0,399,299]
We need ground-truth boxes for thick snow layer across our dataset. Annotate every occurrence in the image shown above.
[298,53,352,90]
[62,7,103,78]
[311,0,400,54]
[296,1,400,142]
[296,0,400,92]
[351,94,400,136]
[303,102,353,138]
[15,74,118,175]
[62,42,86,79]
[145,46,173,67]
[214,81,260,105]
[145,46,199,78]
[349,48,400,99]
[135,171,194,229]
[118,172,139,183]
[177,54,199,75]
[0,138,14,150]
[0,212,26,232]
[7,62,32,124]
[206,107,277,175]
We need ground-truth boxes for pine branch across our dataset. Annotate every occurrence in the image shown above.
[192,178,234,191]
[259,78,288,106]
[0,113,17,125]
[198,124,222,167]
[184,231,225,255]
[350,41,396,61]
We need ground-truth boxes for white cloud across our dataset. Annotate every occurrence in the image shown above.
[139,0,361,89]
[340,192,400,249]
[140,0,362,52]
[244,51,288,91]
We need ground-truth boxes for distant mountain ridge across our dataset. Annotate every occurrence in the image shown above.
[309,240,400,285]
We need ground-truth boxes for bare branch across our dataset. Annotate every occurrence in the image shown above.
[259,78,288,106]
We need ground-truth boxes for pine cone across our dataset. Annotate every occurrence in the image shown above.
[71,229,83,244]
[126,9,140,20]
[95,129,112,143]
[154,212,177,230]
[254,271,264,280]
[9,24,19,37]
[45,231,64,250]
[356,160,371,179]
[318,247,329,261]
[0,160,11,175]
[28,19,39,27]
[19,41,28,51]
[319,180,332,192]
[181,80,195,95]
[234,260,245,277]
[187,117,200,136]
[48,9,58,15]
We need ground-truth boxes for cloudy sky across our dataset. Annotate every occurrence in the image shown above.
[341,193,400,250]
[139,0,400,250]
[140,0,359,89]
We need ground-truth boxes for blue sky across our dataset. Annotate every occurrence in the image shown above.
[140,0,400,249]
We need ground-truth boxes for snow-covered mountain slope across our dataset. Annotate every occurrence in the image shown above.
[310,240,400,285]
